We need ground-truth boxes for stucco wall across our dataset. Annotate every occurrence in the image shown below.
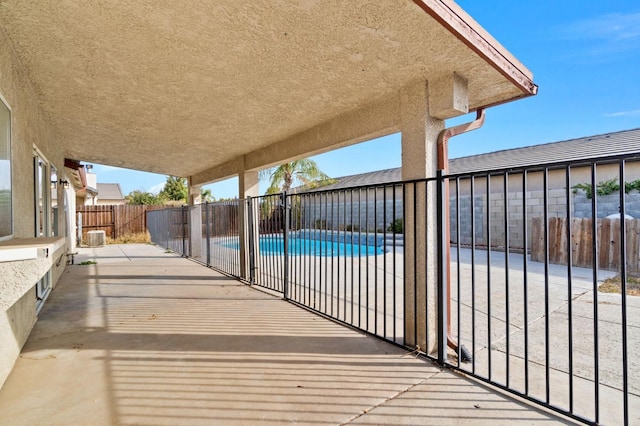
[0,289,36,390]
[0,26,72,388]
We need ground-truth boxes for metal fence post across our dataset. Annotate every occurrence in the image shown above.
[247,197,256,284]
[436,170,448,364]
[205,202,211,267]
[182,205,188,257]
[282,191,289,300]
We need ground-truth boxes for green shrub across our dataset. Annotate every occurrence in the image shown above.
[387,218,403,234]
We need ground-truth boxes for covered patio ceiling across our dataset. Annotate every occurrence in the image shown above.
[0,0,536,181]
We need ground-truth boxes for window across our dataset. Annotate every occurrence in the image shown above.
[0,96,10,241]
[33,148,53,311]
[34,153,50,237]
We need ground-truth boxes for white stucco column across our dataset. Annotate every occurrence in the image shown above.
[400,80,445,354]
[239,169,259,281]
[188,182,203,261]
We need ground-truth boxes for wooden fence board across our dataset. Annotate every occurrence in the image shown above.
[77,205,161,240]
[532,217,640,273]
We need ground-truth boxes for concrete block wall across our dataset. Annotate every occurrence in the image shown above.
[450,190,640,250]
[573,192,640,218]
[301,200,404,233]
[298,187,640,252]
[450,189,570,249]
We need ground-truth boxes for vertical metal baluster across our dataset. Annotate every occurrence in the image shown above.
[383,185,387,338]
[366,187,370,330]
[283,192,289,300]
[205,202,210,267]
[330,191,335,317]
[312,194,322,309]
[294,196,298,301]
[413,183,418,347]
[336,191,341,319]
[470,176,477,374]
[543,168,550,403]
[263,197,269,288]
[619,160,629,426]
[402,183,407,345]
[322,192,329,313]
[426,180,430,353]
[262,198,268,287]
[374,185,378,335]
[358,188,363,328]
[343,190,348,322]
[350,188,355,325]
[590,163,600,424]
[455,177,462,366]
[437,173,447,364]
[504,172,510,386]
[393,184,397,342]
[523,171,529,395]
[486,175,492,379]
[566,167,574,413]
[247,199,255,284]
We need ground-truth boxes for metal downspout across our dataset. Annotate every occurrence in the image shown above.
[437,108,486,362]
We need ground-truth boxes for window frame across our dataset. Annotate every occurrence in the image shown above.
[0,93,11,242]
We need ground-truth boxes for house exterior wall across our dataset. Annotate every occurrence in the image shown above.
[0,26,73,388]
[95,198,126,206]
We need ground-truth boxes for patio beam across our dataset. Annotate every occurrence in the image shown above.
[189,95,401,187]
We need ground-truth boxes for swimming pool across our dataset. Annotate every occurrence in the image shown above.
[224,235,384,256]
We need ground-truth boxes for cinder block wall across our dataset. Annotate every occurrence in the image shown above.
[451,190,640,251]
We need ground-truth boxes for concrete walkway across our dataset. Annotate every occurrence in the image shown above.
[0,244,571,425]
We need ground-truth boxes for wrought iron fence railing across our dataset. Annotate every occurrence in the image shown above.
[146,152,638,425]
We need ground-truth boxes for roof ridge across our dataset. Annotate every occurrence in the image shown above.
[450,127,640,162]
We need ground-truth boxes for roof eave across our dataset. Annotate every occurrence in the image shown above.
[414,0,537,104]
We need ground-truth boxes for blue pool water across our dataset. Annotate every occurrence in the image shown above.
[225,236,384,257]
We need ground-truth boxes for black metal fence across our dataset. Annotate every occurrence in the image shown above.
[147,206,189,256]
[200,200,241,277]
[146,153,638,425]
[447,155,637,426]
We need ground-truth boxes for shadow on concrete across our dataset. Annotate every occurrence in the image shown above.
[0,244,571,425]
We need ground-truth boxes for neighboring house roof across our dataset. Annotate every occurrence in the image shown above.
[449,127,640,174]
[97,183,124,200]
[304,127,640,192]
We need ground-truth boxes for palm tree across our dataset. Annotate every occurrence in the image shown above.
[261,159,334,194]
[200,188,214,203]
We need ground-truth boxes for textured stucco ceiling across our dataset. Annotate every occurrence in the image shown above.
[0,0,534,178]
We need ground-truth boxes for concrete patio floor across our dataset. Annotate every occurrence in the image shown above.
[0,244,572,425]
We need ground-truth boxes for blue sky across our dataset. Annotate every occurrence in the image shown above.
[92,0,640,200]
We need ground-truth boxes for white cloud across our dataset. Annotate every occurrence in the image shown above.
[604,109,640,117]
[563,12,640,42]
[554,12,640,61]
[148,182,164,194]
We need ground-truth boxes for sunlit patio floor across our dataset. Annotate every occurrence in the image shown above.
[0,244,572,425]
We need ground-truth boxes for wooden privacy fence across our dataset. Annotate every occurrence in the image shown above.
[531,217,640,272]
[76,205,162,240]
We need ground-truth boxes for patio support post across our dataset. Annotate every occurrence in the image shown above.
[188,182,203,262]
[400,80,445,354]
[239,169,259,281]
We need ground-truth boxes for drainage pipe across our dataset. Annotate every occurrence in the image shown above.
[437,108,485,362]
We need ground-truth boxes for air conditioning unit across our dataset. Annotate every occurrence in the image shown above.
[87,230,106,247]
